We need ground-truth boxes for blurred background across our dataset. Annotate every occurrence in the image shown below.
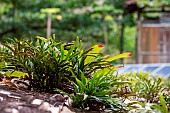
[1,0,170,64]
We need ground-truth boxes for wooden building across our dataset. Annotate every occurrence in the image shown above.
[126,0,170,63]
[137,15,170,63]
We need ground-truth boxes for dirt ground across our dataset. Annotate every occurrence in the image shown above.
[0,83,77,113]
[0,84,108,113]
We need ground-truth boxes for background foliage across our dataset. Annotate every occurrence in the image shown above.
[1,0,170,63]
[0,0,137,63]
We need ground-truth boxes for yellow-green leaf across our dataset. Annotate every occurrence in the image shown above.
[41,8,60,14]
[84,44,104,65]
[0,61,6,69]
[5,71,28,77]
[105,52,132,62]
[35,36,47,42]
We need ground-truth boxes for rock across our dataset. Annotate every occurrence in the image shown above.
[21,95,35,103]
[64,96,73,106]
[39,102,51,111]
[4,108,19,113]
[48,106,60,113]
[61,106,75,113]
[32,99,44,105]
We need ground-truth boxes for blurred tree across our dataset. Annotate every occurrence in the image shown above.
[0,0,138,63]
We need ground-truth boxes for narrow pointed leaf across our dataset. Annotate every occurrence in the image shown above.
[84,44,104,65]
[35,36,47,42]
[105,52,132,62]
[5,71,28,77]
[159,94,168,113]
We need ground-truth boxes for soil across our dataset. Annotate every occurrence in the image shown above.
[0,78,107,113]
[0,84,74,113]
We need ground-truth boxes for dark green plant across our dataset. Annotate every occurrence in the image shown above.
[0,36,131,93]
[151,94,169,113]
[0,61,6,74]
[0,36,82,92]
[136,73,165,103]
[69,69,129,112]
[0,36,135,112]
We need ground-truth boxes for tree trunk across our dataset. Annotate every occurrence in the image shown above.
[103,21,108,46]
[120,23,125,63]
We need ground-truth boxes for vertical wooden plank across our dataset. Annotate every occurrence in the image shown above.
[150,27,158,63]
[140,26,159,63]
[139,25,170,63]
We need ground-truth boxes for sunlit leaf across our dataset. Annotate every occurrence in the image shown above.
[104,15,113,21]
[5,71,28,77]
[159,94,168,113]
[41,8,60,14]
[105,52,132,62]
[0,61,6,69]
[84,44,104,65]
[35,36,47,42]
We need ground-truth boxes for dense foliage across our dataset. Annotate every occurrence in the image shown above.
[0,0,170,112]
[0,36,133,112]
[0,37,169,112]
[0,36,130,92]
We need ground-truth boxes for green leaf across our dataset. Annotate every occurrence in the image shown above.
[105,52,132,62]
[112,81,130,85]
[84,44,104,65]
[0,61,6,69]
[151,104,162,112]
[35,36,47,42]
[1,43,15,52]
[41,8,60,14]
[70,70,88,93]
[93,90,110,96]
[75,77,88,92]
[60,44,65,62]
[98,96,118,102]
[5,71,28,77]
[80,71,88,86]
[127,101,146,108]
[159,94,168,113]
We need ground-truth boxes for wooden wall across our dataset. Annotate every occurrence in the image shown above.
[138,24,170,63]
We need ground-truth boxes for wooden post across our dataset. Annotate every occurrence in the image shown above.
[47,14,51,38]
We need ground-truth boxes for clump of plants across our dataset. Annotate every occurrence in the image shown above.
[0,36,133,112]
[121,72,167,102]
[0,37,81,92]
[118,72,170,112]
